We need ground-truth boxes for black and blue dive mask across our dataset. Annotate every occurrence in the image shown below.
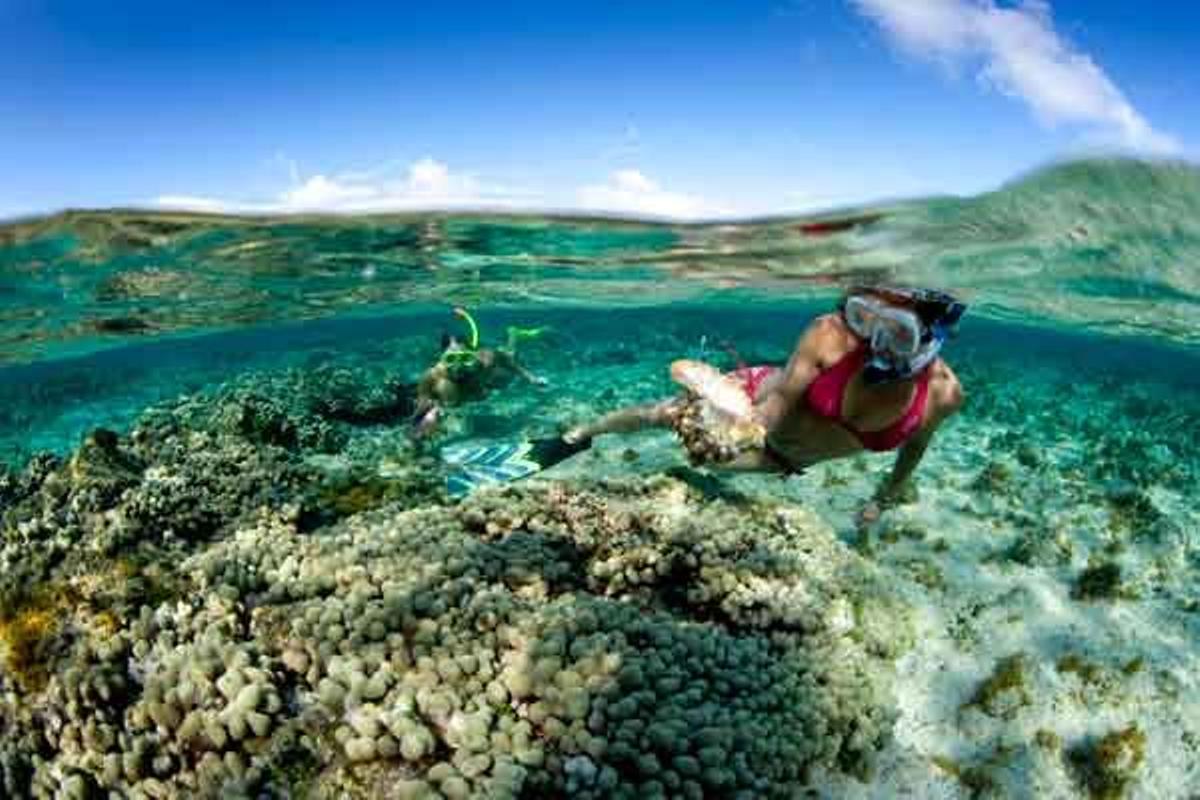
[853,288,966,385]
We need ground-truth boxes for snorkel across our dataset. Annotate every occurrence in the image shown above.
[440,307,483,371]
[841,286,966,385]
[453,306,481,351]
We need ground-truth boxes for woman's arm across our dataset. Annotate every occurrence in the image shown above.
[496,350,547,386]
[875,424,936,502]
[753,315,839,432]
[860,362,964,522]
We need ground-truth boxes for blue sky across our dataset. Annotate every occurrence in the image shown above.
[1,0,1197,219]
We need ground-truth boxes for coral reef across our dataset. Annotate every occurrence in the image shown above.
[0,393,911,799]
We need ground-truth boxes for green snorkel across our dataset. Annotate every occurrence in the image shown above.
[443,307,547,365]
[440,307,482,368]
[453,306,481,350]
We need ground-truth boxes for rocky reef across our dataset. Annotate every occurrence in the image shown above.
[0,377,911,797]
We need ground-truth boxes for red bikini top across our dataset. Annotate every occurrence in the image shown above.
[805,346,931,452]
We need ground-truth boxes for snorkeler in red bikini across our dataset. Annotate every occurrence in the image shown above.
[564,286,966,520]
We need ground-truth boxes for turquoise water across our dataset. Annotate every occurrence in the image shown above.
[2,158,1199,798]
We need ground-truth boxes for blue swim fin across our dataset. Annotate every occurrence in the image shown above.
[442,435,592,497]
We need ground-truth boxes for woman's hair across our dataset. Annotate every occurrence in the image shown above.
[843,285,965,333]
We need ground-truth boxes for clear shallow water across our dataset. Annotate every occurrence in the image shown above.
[2,158,1199,798]
[2,157,1198,469]
[1,306,1198,469]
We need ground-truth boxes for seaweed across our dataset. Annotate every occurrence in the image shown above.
[0,586,67,692]
[1072,561,1124,601]
[1068,725,1147,800]
[1056,653,1105,685]
[964,653,1030,719]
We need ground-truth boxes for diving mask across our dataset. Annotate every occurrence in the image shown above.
[842,295,923,359]
[442,348,479,368]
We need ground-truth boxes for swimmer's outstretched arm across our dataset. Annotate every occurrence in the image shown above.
[856,421,940,528]
[496,351,547,386]
[883,364,964,497]
[565,399,680,443]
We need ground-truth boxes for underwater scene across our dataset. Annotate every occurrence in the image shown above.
[1,157,1199,799]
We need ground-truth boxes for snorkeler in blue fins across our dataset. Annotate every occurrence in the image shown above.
[409,308,589,495]
[441,435,593,497]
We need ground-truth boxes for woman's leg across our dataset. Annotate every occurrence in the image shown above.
[717,447,790,473]
[564,397,789,476]
[564,398,680,443]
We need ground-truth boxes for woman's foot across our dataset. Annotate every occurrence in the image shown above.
[563,425,590,445]
[528,433,593,469]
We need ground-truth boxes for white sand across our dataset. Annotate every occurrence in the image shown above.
[544,413,1200,798]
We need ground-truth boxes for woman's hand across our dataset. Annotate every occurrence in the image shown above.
[858,479,917,527]
[411,404,441,438]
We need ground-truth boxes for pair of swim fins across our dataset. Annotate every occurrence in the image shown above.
[441,435,592,497]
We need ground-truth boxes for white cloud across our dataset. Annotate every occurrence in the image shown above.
[850,0,1179,153]
[280,175,379,209]
[153,195,233,213]
[576,169,731,219]
[155,160,736,220]
[155,157,534,214]
[278,157,528,212]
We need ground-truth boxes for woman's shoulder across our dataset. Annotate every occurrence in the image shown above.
[800,313,857,360]
[801,313,852,345]
[809,312,844,333]
[928,359,964,414]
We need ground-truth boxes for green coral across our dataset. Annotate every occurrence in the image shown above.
[1120,656,1145,676]
[1104,485,1163,539]
[971,460,1014,494]
[1035,729,1062,751]
[313,469,444,522]
[1002,525,1073,567]
[930,746,1019,799]
[0,591,61,692]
